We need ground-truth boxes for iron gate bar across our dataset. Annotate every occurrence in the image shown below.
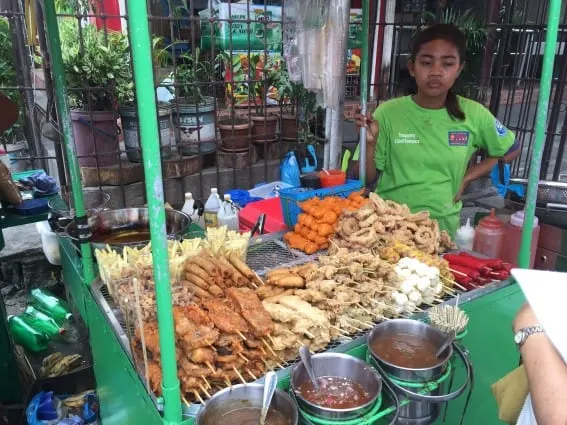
[42,0,96,285]
[519,0,564,268]
[126,0,182,422]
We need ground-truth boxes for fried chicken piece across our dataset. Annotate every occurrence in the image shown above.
[245,348,264,360]
[216,354,238,364]
[201,298,250,334]
[278,296,329,326]
[179,326,220,351]
[190,347,216,364]
[134,322,161,356]
[226,287,274,336]
[179,357,213,378]
[256,285,285,300]
[244,338,262,349]
[184,304,213,327]
[180,375,202,392]
[148,361,162,394]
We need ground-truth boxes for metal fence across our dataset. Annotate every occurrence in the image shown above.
[1,0,567,213]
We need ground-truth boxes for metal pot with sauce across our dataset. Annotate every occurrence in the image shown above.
[290,353,382,420]
[367,319,472,425]
[195,383,298,425]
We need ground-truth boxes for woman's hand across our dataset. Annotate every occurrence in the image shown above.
[513,303,539,333]
[354,107,379,146]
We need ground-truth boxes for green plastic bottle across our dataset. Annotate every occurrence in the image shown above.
[30,288,72,325]
[22,306,65,338]
[8,315,49,352]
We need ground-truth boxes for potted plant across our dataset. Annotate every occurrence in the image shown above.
[170,49,217,156]
[276,61,318,141]
[216,51,253,152]
[60,21,130,168]
[117,37,173,162]
[248,54,280,143]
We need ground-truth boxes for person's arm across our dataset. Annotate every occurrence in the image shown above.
[351,144,379,183]
[514,304,567,425]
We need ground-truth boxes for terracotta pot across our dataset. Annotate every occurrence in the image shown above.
[218,118,253,151]
[281,114,299,141]
[251,114,279,142]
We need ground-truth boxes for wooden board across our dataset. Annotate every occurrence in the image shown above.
[81,154,203,186]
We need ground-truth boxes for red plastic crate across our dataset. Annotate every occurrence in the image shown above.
[238,197,288,234]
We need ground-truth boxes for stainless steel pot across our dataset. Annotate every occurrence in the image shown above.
[195,383,298,425]
[61,208,191,251]
[290,353,382,420]
[367,319,452,383]
[368,320,472,425]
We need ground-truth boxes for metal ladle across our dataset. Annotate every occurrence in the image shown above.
[435,330,456,359]
[260,371,278,425]
[299,345,319,390]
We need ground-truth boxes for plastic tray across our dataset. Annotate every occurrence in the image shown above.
[248,181,293,199]
[239,197,288,234]
[279,179,363,227]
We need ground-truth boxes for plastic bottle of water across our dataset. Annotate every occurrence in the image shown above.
[204,188,221,229]
[218,194,239,231]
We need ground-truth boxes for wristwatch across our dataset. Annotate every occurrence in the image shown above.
[514,325,545,348]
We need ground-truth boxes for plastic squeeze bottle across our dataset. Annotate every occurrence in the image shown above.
[473,209,506,258]
[30,288,72,325]
[454,218,475,251]
[8,315,50,352]
[21,306,65,338]
[502,210,540,268]
[218,194,239,231]
[182,192,204,228]
[204,188,221,229]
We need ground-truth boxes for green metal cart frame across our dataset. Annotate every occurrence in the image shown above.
[43,0,563,423]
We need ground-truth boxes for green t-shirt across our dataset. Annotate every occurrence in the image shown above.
[367,95,515,237]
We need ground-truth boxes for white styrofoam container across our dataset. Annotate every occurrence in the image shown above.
[36,221,61,266]
[248,181,293,199]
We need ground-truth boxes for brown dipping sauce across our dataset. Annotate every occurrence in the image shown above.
[371,333,440,369]
[91,229,151,244]
[298,376,372,409]
[216,407,291,425]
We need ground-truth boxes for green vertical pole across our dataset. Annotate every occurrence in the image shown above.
[358,0,370,185]
[518,0,563,268]
[42,1,96,284]
[126,1,182,423]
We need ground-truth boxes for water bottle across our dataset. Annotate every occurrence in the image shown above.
[8,315,50,352]
[30,288,72,325]
[182,192,205,229]
[22,306,65,338]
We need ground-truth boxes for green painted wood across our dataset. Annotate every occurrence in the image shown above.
[60,237,89,321]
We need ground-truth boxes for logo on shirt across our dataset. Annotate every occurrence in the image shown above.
[394,133,420,144]
[448,131,470,146]
[495,119,508,137]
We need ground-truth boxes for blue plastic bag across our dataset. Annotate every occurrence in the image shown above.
[26,391,62,425]
[280,152,301,187]
[490,163,525,198]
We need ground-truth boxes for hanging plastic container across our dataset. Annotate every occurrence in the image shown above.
[204,188,221,229]
[218,194,239,231]
[502,211,540,268]
[454,218,475,251]
[473,209,505,258]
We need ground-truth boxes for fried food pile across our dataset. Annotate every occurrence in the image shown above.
[333,193,456,255]
[295,248,398,332]
[132,288,275,400]
[284,192,368,254]
[263,295,331,363]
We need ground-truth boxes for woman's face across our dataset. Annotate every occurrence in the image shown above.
[408,39,464,98]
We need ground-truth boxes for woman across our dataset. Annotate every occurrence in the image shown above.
[354,24,519,237]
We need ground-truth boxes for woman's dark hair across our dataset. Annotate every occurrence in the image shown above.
[409,23,467,120]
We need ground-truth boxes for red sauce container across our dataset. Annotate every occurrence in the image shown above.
[319,170,346,188]
[473,209,505,258]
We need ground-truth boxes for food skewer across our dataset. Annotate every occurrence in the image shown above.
[199,384,212,398]
[238,353,250,363]
[237,331,248,341]
[132,278,151,393]
[233,367,247,384]
[247,369,258,380]
[201,376,212,389]
[192,390,206,405]
[205,362,216,374]
[182,396,191,408]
